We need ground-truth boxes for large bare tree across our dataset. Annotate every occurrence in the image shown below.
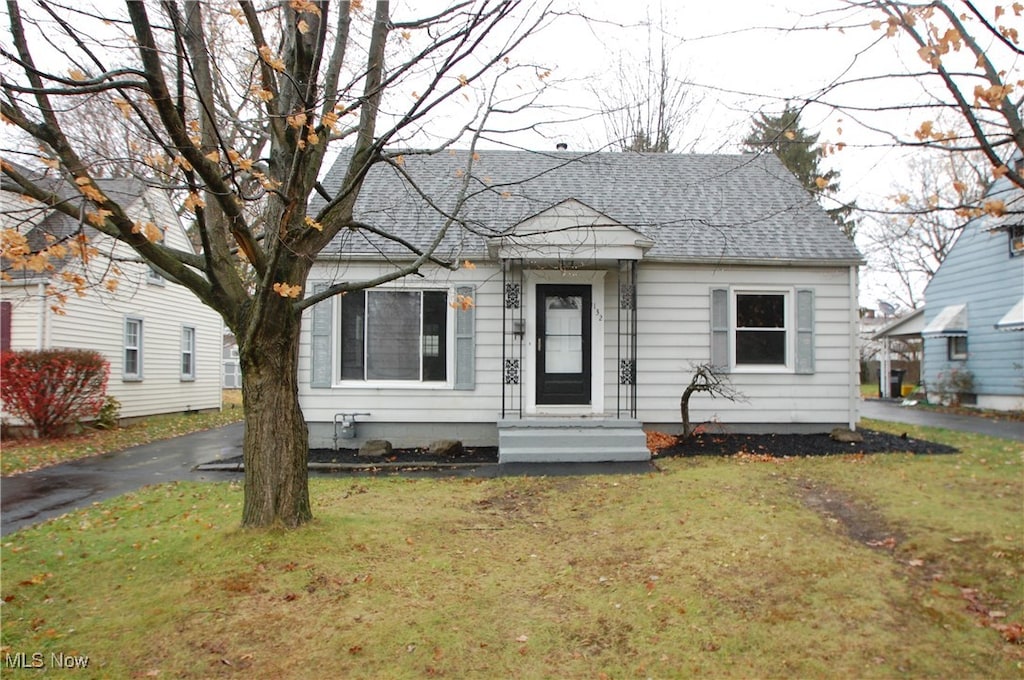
[815,1,1022,188]
[1,0,558,528]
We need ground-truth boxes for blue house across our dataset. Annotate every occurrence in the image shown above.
[920,159,1024,411]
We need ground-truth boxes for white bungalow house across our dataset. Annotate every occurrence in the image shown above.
[298,150,864,462]
[1,169,223,423]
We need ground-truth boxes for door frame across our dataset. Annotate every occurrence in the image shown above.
[524,269,606,415]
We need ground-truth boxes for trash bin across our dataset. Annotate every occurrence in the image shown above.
[889,369,906,399]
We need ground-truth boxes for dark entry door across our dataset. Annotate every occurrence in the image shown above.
[536,284,591,405]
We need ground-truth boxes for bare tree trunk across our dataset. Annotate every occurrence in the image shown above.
[239,312,311,528]
[680,384,697,439]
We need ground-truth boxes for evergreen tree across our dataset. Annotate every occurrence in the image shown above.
[743,104,856,238]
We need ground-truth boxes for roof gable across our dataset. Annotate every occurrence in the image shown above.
[490,199,651,261]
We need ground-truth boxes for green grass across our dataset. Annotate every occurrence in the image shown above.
[2,419,1021,678]
[1,390,244,476]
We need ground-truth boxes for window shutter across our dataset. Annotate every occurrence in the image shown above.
[310,283,333,388]
[454,285,475,390]
[1,301,11,352]
[795,289,815,374]
[710,288,730,372]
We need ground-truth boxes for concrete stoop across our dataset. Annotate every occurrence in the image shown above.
[497,418,651,463]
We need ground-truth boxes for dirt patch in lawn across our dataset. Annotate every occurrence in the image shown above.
[794,478,904,550]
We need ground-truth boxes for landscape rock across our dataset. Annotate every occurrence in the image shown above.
[830,427,864,444]
[359,439,393,457]
[428,439,464,456]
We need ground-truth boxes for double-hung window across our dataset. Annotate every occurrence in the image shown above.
[711,288,813,373]
[340,289,448,382]
[734,293,788,366]
[181,326,196,380]
[124,317,143,380]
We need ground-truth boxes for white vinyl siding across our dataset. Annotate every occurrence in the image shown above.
[630,264,850,427]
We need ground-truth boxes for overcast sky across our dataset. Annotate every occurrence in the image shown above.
[507,0,1017,309]
[6,0,1016,309]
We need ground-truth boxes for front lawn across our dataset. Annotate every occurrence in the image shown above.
[1,419,1020,678]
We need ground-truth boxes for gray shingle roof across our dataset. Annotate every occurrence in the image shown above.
[2,165,146,280]
[315,149,862,264]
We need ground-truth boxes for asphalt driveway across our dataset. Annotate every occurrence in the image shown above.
[860,399,1023,441]
[1,423,244,536]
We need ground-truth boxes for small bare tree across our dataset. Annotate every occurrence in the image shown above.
[589,14,701,153]
[858,147,990,308]
[679,363,746,439]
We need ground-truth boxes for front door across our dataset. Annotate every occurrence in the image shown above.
[536,284,591,405]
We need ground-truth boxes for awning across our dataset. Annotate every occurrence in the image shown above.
[922,303,967,338]
[995,297,1024,331]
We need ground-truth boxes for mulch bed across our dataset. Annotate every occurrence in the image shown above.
[296,429,957,467]
[653,429,958,458]
[307,446,498,466]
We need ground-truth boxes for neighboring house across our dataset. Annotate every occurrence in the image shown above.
[1,168,223,423]
[298,150,864,462]
[919,160,1024,411]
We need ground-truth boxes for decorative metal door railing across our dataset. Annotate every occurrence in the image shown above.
[617,259,638,418]
[501,258,524,418]
[501,258,637,419]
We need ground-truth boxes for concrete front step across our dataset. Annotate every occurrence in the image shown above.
[497,418,651,463]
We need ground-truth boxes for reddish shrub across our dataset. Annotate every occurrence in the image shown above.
[1,348,110,438]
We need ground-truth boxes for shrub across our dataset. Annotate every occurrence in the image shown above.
[932,367,975,406]
[1,348,110,437]
[94,395,122,430]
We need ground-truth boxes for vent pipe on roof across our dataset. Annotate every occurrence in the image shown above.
[556,142,568,150]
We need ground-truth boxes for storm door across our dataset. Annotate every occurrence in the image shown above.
[536,284,591,405]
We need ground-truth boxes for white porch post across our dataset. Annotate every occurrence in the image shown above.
[880,337,892,399]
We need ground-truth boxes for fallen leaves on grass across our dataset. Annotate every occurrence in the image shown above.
[732,452,785,464]
[960,586,1024,644]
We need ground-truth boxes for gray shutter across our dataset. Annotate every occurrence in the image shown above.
[710,288,730,372]
[795,288,815,374]
[454,285,475,390]
[310,283,333,388]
